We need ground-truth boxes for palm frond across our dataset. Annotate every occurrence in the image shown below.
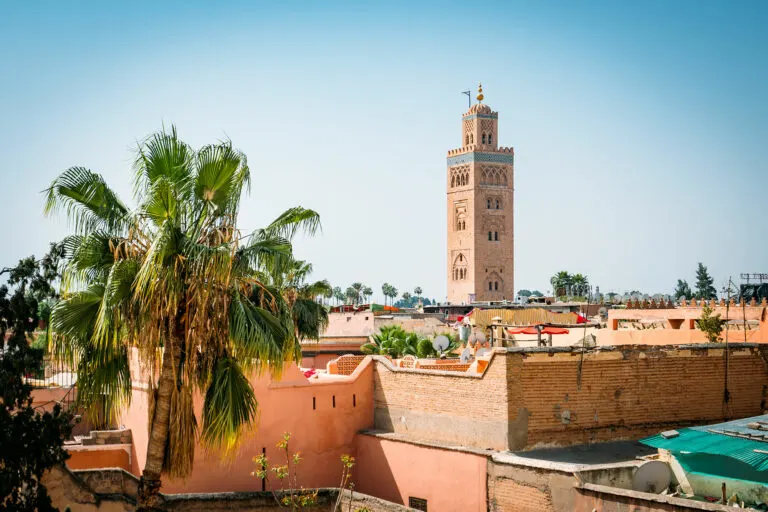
[201,357,258,456]
[258,207,321,242]
[44,167,129,234]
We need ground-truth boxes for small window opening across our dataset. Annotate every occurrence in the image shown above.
[495,281,499,291]
[494,231,498,241]
[465,135,469,145]
[488,231,492,241]
[332,395,336,408]
[496,199,500,209]
[488,134,493,145]
[487,199,491,209]
[409,497,428,511]
[353,394,357,407]
[312,397,316,410]
[482,133,487,144]
[488,282,493,291]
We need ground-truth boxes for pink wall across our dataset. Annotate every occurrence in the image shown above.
[354,435,488,512]
[120,357,374,493]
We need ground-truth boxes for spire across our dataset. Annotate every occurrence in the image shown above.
[477,82,484,103]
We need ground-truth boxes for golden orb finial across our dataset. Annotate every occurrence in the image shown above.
[477,82,484,103]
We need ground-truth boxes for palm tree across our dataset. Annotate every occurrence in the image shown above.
[550,271,572,299]
[262,258,330,341]
[571,273,589,298]
[345,286,359,305]
[350,282,363,305]
[381,283,391,306]
[362,286,373,305]
[402,292,412,307]
[44,127,321,510]
[414,286,422,301]
[332,286,344,305]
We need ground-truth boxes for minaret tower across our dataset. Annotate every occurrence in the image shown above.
[446,84,514,304]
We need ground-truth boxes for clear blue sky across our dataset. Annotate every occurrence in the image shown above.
[2,1,766,302]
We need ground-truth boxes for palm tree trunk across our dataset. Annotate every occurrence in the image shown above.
[137,337,180,511]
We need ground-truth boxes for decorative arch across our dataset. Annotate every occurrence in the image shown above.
[452,253,468,281]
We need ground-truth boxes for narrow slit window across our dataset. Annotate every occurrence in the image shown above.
[488,231,492,241]
[353,394,356,407]
[332,395,336,408]
[312,397,316,410]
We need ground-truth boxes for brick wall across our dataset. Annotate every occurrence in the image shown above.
[489,479,554,512]
[509,345,768,449]
[487,461,575,512]
[372,345,768,452]
[373,352,510,450]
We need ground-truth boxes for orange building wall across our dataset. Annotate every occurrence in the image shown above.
[120,357,374,493]
[67,448,131,472]
[354,435,488,512]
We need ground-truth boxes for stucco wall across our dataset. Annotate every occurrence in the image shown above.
[120,356,374,493]
[354,434,488,512]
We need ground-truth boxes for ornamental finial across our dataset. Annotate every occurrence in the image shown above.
[477,82,484,103]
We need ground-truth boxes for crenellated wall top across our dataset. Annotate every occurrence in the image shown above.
[446,146,514,157]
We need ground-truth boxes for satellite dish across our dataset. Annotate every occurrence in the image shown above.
[467,332,479,344]
[632,461,671,493]
[460,347,472,363]
[476,348,490,358]
[476,332,486,343]
[432,335,450,354]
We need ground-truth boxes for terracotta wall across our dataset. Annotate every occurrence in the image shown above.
[508,345,768,449]
[354,434,488,512]
[372,351,510,450]
[120,356,374,493]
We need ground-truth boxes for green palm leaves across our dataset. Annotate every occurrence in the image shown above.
[361,326,458,359]
[45,127,323,487]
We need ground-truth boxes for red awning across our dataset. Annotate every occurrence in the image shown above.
[541,326,569,335]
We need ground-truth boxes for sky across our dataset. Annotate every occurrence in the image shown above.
[1,1,767,302]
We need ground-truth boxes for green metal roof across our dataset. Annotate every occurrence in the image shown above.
[641,415,768,476]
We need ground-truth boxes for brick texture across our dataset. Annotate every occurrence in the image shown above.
[490,479,554,512]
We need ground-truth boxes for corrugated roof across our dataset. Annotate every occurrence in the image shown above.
[641,415,768,472]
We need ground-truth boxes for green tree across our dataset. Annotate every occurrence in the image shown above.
[345,286,359,305]
[674,279,692,300]
[571,273,589,297]
[381,283,392,306]
[332,287,343,305]
[0,249,73,511]
[550,271,572,298]
[517,289,532,297]
[263,259,330,341]
[350,282,364,305]
[414,286,422,301]
[45,127,321,510]
[530,290,543,297]
[695,262,717,300]
[362,286,373,304]
[698,304,725,342]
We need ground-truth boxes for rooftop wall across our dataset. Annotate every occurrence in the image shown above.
[119,352,375,493]
[371,345,768,451]
[372,351,510,450]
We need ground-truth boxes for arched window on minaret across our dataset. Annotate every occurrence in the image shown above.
[486,199,491,209]
[488,134,493,145]
[465,135,469,146]
[495,199,500,209]
[495,281,499,291]
[469,133,473,144]
[488,282,493,291]
[494,231,499,241]
[488,231,492,241]
[482,133,487,144]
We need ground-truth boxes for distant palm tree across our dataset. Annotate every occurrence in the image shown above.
[362,286,373,304]
[44,127,321,510]
[381,283,392,306]
[550,271,572,298]
[332,286,344,305]
[571,273,589,298]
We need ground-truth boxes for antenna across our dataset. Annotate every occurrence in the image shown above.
[461,90,471,108]
[432,335,450,356]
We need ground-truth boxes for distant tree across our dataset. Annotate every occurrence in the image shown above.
[362,286,373,304]
[571,273,589,297]
[1,248,73,511]
[695,263,717,300]
[350,283,364,305]
[550,271,572,298]
[381,283,391,306]
[345,286,359,305]
[698,304,725,342]
[402,292,411,303]
[332,286,344,305]
[530,290,543,297]
[674,279,692,300]
[388,285,398,305]
[517,289,532,297]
